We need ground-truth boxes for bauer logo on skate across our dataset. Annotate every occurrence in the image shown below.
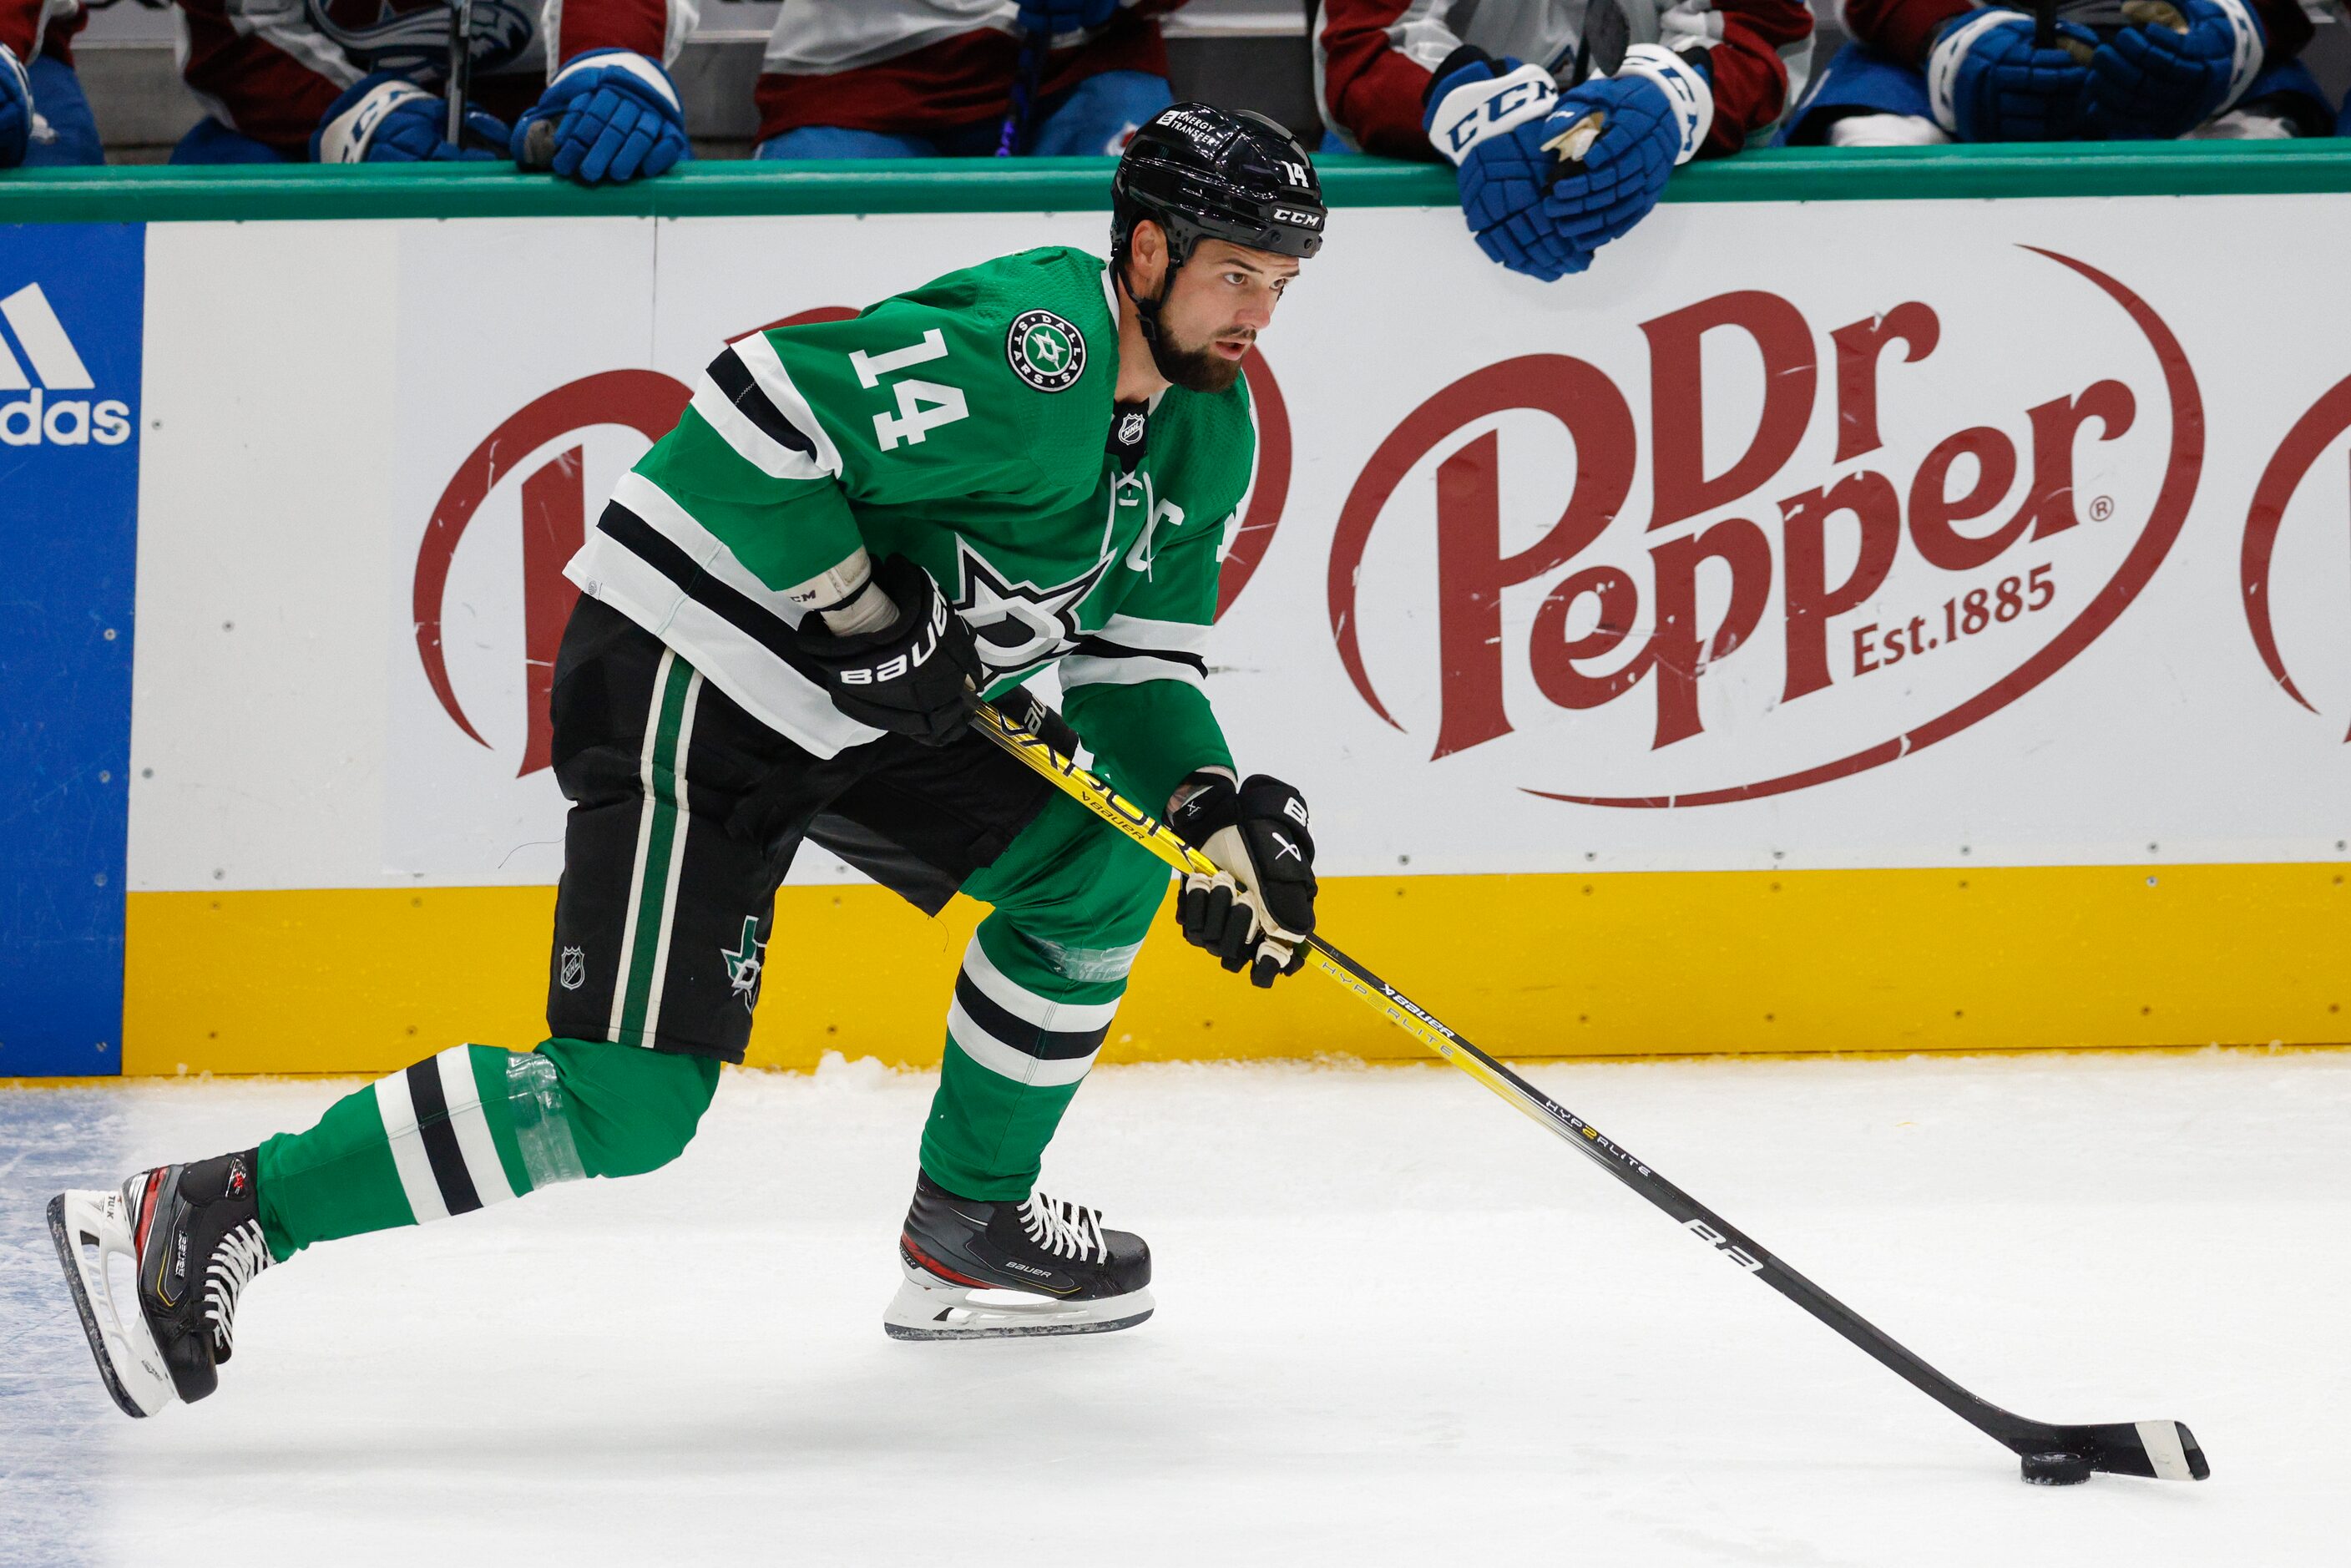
[1328,248,2199,807]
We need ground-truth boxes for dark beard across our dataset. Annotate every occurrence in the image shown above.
[1149,332,1245,394]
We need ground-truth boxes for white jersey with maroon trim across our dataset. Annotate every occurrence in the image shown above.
[3,0,82,63]
[1313,0,1814,159]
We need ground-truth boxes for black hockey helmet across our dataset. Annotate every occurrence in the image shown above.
[1110,104,1324,348]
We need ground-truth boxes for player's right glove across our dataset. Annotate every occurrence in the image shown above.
[1927,8,2097,143]
[1422,49,1591,281]
[2086,0,2264,140]
[311,72,509,163]
[1170,771,1318,989]
[790,554,983,746]
[1541,45,1713,254]
[0,43,33,169]
[512,48,690,185]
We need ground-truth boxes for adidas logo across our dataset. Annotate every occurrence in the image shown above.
[0,282,131,448]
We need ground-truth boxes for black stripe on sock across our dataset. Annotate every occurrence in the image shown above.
[597,503,827,679]
[405,1060,483,1217]
[708,348,819,460]
[1064,635,1209,678]
[953,973,1109,1062]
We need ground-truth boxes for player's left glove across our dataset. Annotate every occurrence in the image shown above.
[312,72,509,163]
[2086,0,2264,140]
[1170,771,1317,989]
[1423,50,1590,281]
[0,43,33,169]
[1013,0,1118,33]
[512,49,690,185]
[1542,45,1713,254]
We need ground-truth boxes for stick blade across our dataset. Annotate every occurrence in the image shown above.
[2036,1419,2209,1481]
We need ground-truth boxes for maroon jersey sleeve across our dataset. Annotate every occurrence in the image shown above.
[176,0,356,158]
[1316,0,1455,160]
[1843,0,2310,67]
[1701,0,1814,153]
[5,0,88,63]
[548,0,694,68]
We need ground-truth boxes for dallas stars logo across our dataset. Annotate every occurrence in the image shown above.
[721,917,766,1013]
[1006,308,1084,393]
[952,540,1115,671]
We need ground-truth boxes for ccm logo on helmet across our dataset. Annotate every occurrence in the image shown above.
[838,596,951,685]
[1272,208,1323,228]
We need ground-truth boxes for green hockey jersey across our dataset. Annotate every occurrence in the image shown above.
[566,244,1254,813]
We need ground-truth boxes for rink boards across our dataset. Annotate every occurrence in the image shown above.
[3,151,2348,1076]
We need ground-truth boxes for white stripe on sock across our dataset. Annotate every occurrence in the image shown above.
[432,1046,517,1206]
[372,1070,449,1225]
[945,999,1099,1089]
[959,935,1122,1032]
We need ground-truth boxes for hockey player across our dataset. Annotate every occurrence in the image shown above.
[755,0,1187,159]
[49,104,1328,1419]
[169,0,693,182]
[1780,0,2329,146]
[1314,0,1813,280]
[0,0,99,168]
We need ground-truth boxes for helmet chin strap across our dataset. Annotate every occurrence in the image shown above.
[1120,245,1191,382]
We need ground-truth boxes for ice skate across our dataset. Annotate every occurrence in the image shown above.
[49,1151,273,1418]
[884,1172,1154,1341]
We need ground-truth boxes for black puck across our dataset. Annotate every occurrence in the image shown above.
[2020,1450,2093,1485]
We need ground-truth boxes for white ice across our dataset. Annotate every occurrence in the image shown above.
[6,1049,2348,1566]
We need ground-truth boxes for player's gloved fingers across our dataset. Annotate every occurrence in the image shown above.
[577,106,634,183]
[640,127,687,180]
[550,116,590,179]
[1248,942,1289,989]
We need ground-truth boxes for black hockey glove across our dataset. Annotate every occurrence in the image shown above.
[1168,771,1317,989]
[791,554,983,746]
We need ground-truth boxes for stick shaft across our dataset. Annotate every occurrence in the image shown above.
[965,704,2060,1454]
[447,0,476,146]
[994,26,1049,157]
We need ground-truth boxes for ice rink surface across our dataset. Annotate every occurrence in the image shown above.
[6,1048,2348,1567]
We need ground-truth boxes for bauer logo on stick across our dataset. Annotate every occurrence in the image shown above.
[1007,310,1085,392]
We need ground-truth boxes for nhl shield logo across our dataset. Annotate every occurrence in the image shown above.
[559,946,586,991]
[1007,309,1084,392]
[1117,409,1147,446]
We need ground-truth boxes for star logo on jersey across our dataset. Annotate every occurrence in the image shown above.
[1007,309,1085,393]
[721,917,766,1013]
[951,541,1115,671]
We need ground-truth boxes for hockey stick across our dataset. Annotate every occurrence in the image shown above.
[968,701,2209,1486]
[445,0,477,147]
[994,26,1049,157]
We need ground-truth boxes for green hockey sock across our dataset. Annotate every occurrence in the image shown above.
[255,1038,720,1260]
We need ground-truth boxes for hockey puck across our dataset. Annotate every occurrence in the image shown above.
[2020,1450,2093,1485]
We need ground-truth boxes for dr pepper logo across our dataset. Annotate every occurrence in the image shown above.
[1329,247,2200,807]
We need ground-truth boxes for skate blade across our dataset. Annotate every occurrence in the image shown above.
[881,1272,1155,1342]
[47,1191,177,1419]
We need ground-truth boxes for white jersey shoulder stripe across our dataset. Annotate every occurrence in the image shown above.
[1060,652,1206,691]
[732,331,845,478]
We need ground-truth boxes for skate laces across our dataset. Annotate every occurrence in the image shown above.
[1018,1192,1108,1262]
[205,1220,272,1357]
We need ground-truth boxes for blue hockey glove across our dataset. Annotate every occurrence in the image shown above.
[2086,0,2264,139]
[512,48,690,185]
[1014,0,1118,33]
[0,43,32,169]
[1927,8,2098,142]
[1423,52,1591,282]
[1543,45,1713,253]
[311,72,508,163]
